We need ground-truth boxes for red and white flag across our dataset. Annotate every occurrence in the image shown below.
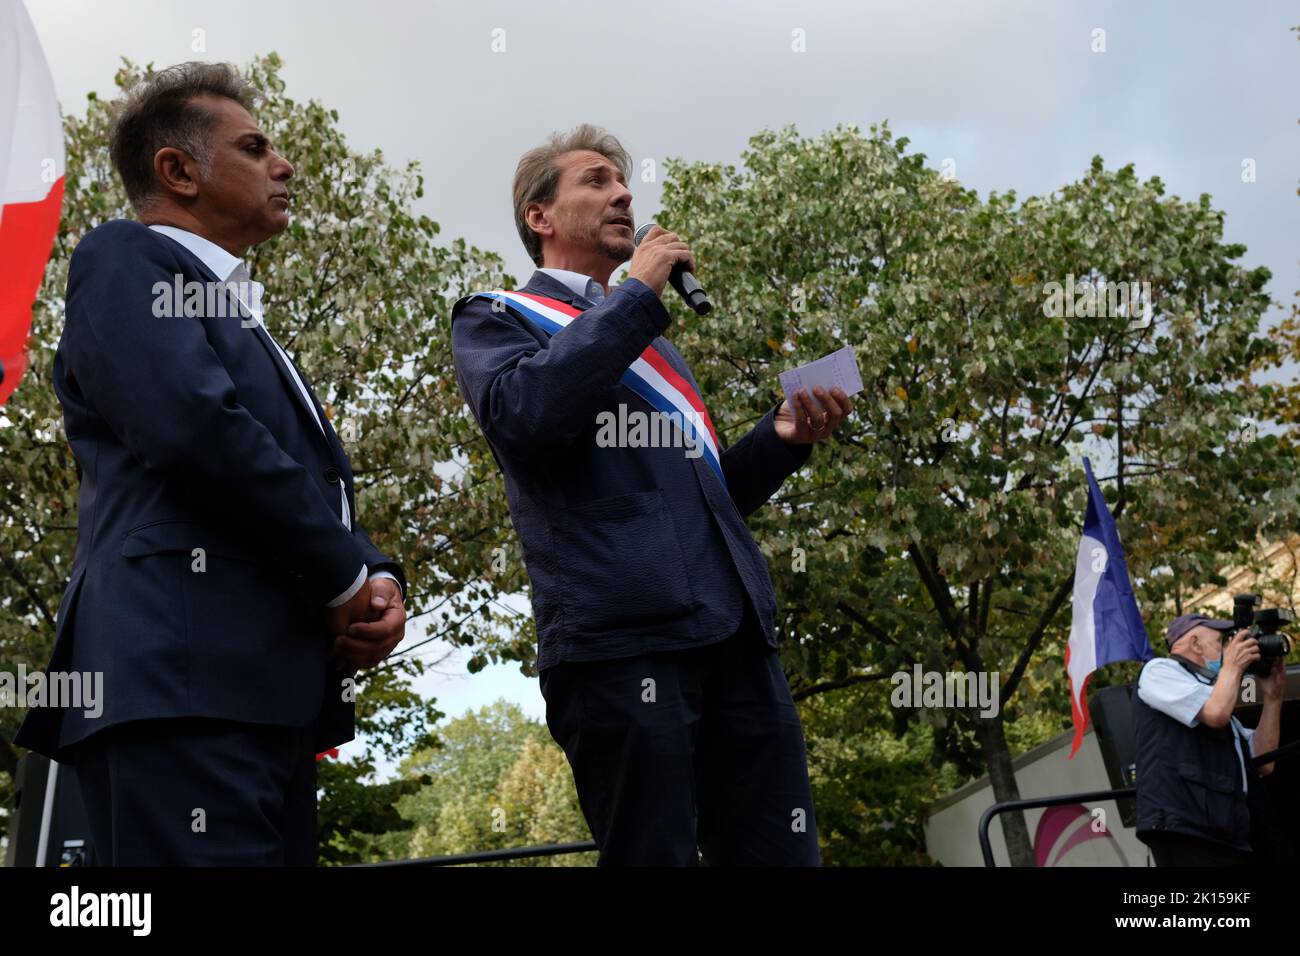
[0,0,64,406]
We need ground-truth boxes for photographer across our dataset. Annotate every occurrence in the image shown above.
[1132,614,1284,866]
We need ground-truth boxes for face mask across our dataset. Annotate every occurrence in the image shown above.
[1200,637,1223,675]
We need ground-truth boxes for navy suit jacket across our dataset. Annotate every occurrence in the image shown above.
[15,220,405,761]
[451,270,810,671]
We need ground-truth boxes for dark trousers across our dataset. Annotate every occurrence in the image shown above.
[1145,832,1254,867]
[540,604,820,866]
[70,716,319,866]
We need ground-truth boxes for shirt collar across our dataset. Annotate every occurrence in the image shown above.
[148,224,244,282]
[538,267,606,305]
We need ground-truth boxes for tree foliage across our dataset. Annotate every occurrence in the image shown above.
[375,701,594,866]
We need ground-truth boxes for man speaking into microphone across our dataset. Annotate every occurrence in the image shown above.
[451,125,853,865]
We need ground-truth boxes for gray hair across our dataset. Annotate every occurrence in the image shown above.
[512,124,632,266]
[109,61,257,212]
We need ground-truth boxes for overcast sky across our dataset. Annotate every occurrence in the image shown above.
[24,0,1300,773]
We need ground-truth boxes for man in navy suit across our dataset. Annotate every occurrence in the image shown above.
[14,62,407,865]
[451,124,853,865]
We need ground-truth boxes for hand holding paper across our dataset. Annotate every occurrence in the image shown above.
[774,346,861,445]
[778,345,864,410]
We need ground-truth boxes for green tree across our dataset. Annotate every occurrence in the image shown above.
[378,700,594,866]
[654,123,1299,866]
[798,679,953,865]
[798,653,1087,865]
[0,53,509,855]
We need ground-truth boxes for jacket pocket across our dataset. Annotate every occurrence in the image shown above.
[552,488,700,635]
[121,519,257,563]
[1176,761,1239,833]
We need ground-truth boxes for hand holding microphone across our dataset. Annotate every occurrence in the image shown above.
[629,223,713,315]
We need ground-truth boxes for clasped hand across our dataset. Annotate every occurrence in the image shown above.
[324,577,406,674]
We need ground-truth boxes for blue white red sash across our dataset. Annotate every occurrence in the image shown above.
[464,290,727,488]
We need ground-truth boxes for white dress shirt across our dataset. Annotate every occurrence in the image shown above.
[538,267,607,306]
[1137,656,1256,792]
[148,224,395,607]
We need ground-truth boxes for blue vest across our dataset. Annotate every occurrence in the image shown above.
[1132,657,1253,850]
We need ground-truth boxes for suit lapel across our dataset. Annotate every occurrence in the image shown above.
[249,322,329,432]
[279,343,349,470]
[169,241,337,459]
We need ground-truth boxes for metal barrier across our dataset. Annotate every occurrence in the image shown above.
[977,788,1135,867]
[355,839,599,867]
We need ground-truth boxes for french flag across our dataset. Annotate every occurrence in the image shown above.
[1066,457,1153,757]
[0,0,64,407]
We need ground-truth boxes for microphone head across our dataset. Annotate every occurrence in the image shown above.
[633,222,657,246]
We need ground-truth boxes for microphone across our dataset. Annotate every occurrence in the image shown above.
[633,222,712,316]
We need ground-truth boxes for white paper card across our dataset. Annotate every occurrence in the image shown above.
[779,345,863,410]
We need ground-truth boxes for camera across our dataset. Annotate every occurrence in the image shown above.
[1232,593,1294,677]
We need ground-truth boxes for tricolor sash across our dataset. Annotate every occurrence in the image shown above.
[463,290,728,488]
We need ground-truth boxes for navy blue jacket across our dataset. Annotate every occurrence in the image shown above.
[15,220,405,761]
[451,270,810,671]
